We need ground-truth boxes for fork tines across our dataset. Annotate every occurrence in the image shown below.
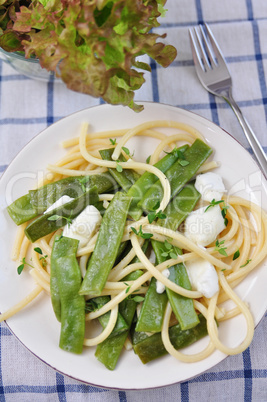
[189,23,226,72]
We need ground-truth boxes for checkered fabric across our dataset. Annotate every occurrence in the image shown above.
[0,0,267,400]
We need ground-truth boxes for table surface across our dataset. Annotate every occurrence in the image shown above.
[1,0,267,401]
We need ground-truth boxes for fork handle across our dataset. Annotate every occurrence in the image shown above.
[224,91,267,178]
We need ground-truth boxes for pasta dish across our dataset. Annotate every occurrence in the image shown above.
[1,119,266,370]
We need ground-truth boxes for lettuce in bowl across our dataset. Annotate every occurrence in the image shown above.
[0,0,177,110]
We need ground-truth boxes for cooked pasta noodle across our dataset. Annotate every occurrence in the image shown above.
[1,119,267,369]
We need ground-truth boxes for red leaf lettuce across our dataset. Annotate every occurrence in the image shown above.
[0,0,177,110]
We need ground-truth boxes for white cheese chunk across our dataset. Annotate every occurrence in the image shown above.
[63,205,102,249]
[156,269,170,294]
[195,172,226,202]
[44,195,74,213]
[184,205,225,246]
[185,258,219,298]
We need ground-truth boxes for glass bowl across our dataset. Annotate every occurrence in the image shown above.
[0,48,61,82]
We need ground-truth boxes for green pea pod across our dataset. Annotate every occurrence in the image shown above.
[158,183,201,231]
[50,235,81,322]
[132,314,208,364]
[52,236,85,354]
[135,184,200,333]
[7,193,37,226]
[24,185,99,242]
[139,139,212,212]
[126,144,189,221]
[135,277,167,333]
[95,299,137,370]
[151,240,199,331]
[79,192,132,296]
[7,172,116,225]
[99,148,140,192]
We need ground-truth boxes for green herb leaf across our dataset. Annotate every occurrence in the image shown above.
[147,212,156,224]
[116,160,123,172]
[205,199,224,212]
[47,214,61,221]
[17,264,24,275]
[48,214,73,228]
[164,240,172,250]
[152,201,160,211]
[55,235,63,242]
[109,138,117,145]
[131,225,153,240]
[34,247,43,255]
[147,209,166,224]
[215,239,228,257]
[131,295,145,303]
[124,282,131,293]
[146,155,151,164]
[240,259,252,268]
[122,146,130,156]
[17,257,34,274]
[131,227,138,236]
[179,160,190,167]
[169,252,178,259]
[233,249,240,261]
[77,176,90,192]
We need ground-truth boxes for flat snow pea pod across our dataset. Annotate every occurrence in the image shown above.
[132,314,208,364]
[90,296,129,337]
[95,299,137,370]
[79,192,132,296]
[7,193,37,225]
[50,235,81,321]
[135,277,168,333]
[152,240,199,331]
[29,172,116,214]
[6,173,116,226]
[99,148,140,192]
[150,183,200,331]
[139,139,212,212]
[158,183,201,231]
[166,264,200,330]
[24,185,99,242]
[52,236,85,354]
[126,145,189,221]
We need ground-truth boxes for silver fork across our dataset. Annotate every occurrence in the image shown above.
[189,23,267,178]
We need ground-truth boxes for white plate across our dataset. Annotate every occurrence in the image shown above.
[0,103,266,390]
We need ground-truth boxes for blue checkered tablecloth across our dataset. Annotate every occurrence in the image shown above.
[1,0,267,400]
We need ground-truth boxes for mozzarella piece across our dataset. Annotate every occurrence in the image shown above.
[195,172,226,202]
[44,195,74,213]
[184,205,225,246]
[185,258,219,298]
[156,269,170,294]
[63,205,102,248]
